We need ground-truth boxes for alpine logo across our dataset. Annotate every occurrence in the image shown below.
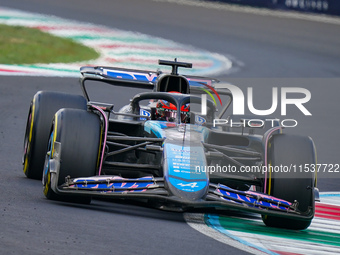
[177,182,198,188]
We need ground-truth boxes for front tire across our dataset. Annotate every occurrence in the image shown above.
[262,134,316,230]
[43,108,101,203]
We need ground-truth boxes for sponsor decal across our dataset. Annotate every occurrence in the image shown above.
[140,109,151,120]
[177,182,199,188]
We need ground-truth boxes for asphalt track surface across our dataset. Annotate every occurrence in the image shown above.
[1,0,340,254]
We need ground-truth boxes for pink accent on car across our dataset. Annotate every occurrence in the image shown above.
[90,105,108,176]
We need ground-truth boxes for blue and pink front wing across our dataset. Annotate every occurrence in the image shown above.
[56,174,307,219]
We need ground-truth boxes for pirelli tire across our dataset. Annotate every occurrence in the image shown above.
[43,108,101,203]
[262,134,316,230]
[23,91,87,180]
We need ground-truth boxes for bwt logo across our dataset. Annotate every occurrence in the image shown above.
[201,84,311,116]
[199,84,312,128]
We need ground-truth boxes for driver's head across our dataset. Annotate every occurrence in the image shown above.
[156,100,189,122]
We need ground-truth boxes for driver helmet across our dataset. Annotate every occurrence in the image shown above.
[156,99,189,122]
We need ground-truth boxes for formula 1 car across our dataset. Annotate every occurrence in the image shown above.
[23,59,318,230]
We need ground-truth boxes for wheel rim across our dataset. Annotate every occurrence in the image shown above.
[43,132,53,193]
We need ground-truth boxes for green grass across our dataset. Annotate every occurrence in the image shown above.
[0,24,100,64]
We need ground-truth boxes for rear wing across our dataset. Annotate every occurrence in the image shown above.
[80,66,156,100]
[79,65,220,101]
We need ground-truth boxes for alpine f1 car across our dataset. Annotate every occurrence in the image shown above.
[23,59,318,230]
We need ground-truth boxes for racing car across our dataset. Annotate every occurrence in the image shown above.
[23,59,318,230]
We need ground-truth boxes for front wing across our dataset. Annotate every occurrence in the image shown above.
[50,171,314,221]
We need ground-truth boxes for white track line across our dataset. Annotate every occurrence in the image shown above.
[185,192,340,255]
[184,213,270,255]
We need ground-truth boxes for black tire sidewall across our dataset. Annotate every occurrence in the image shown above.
[54,108,101,186]
[263,134,316,230]
[23,91,87,179]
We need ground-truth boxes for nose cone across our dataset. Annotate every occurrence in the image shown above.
[163,142,209,201]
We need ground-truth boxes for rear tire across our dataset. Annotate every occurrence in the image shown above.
[43,108,101,204]
[262,134,316,230]
[23,91,87,180]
